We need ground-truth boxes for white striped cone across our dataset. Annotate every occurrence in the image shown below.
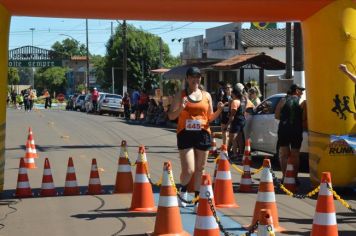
[64,157,80,195]
[26,127,38,159]
[213,144,239,208]
[249,159,284,232]
[15,158,32,198]
[87,158,103,195]
[311,172,338,236]
[24,156,36,169]
[239,155,253,193]
[40,158,57,197]
[283,161,296,193]
[129,145,156,212]
[194,174,219,236]
[151,162,189,235]
[114,152,133,193]
[119,140,128,158]
[257,209,275,236]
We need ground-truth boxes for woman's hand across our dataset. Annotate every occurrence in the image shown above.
[216,101,225,111]
[181,96,188,110]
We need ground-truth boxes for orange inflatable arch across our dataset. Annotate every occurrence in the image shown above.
[0,0,355,191]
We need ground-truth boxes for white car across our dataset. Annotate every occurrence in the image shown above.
[97,93,123,116]
[244,93,308,157]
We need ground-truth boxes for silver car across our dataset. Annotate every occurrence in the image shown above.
[97,93,123,116]
[244,93,308,158]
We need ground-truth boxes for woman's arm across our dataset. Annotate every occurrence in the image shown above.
[274,98,285,120]
[225,100,239,129]
[206,92,224,122]
[167,91,186,120]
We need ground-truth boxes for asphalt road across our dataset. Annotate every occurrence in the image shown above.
[0,108,355,236]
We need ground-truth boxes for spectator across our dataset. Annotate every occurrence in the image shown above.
[91,87,99,113]
[138,91,149,121]
[220,83,232,145]
[248,87,261,107]
[131,88,140,120]
[155,101,168,126]
[144,99,158,124]
[28,88,35,111]
[43,89,51,109]
[16,93,23,109]
[122,92,131,120]
[275,83,305,182]
[23,89,29,111]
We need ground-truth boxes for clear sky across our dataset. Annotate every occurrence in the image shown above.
[9,17,238,57]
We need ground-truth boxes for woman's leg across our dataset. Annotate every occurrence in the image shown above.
[221,123,228,145]
[237,130,245,158]
[228,132,238,157]
[179,148,195,187]
[194,149,209,192]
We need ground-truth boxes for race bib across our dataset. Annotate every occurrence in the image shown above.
[186,119,202,131]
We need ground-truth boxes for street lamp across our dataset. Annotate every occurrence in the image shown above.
[59,33,80,45]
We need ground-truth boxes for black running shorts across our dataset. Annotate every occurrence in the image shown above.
[177,129,211,151]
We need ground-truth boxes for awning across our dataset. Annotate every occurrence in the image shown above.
[212,53,285,70]
[150,68,170,74]
[163,61,218,80]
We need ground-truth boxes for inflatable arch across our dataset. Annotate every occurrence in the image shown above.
[0,0,355,192]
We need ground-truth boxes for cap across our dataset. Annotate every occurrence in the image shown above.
[186,67,201,77]
[93,87,97,90]
[235,83,245,92]
[290,84,305,92]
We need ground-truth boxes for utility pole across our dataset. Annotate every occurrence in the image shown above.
[111,21,114,36]
[86,19,90,93]
[159,37,163,95]
[111,24,115,94]
[293,22,305,88]
[122,20,127,95]
[29,28,35,88]
[285,22,293,79]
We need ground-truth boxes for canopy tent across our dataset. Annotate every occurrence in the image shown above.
[212,53,285,70]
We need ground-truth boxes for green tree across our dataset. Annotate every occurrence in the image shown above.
[91,55,106,88]
[36,67,68,94]
[102,24,178,93]
[8,68,20,86]
[52,38,87,56]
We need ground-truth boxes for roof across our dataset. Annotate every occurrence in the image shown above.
[212,53,285,70]
[71,56,87,61]
[150,68,170,74]
[163,61,218,80]
[241,28,292,48]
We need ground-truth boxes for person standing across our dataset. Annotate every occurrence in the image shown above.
[131,88,140,120]
[43,89,50,109]
[28,88,35,111]
[275,84,305,180]
[220,83,232,145]
[23,89,29,111]
[168,67,224,207]
[122,92,131,120]
[91,87,99,113]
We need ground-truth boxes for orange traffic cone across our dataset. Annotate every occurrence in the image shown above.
[213,144,239,208]
[87,158,103,195]
[244,138,251,157]
[114,140,133,193]
[129,145,156,212]
[209,135,217,158]
[64,157,80,196]
[283,157,296,193]
[15,158,32,198]
[26,127,38,159]
[40,158,57,197]
[239,155,253,193]
[257,209,275,236]
[24,155,37,169]
[249,159,284,232]
[311,172,338,236]
[150,161,189,236]
[194,174,219,236]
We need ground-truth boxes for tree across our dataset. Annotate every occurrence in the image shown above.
[8,68,20,86]
[35,67,68,94]
[102,24,178,93]
[52,38,87,56]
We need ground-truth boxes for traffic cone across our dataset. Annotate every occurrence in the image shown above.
[283,157,296,193]
[244,138,251,157]
[129,145,156,212]
[40,158,57,197]
[212,157,220,188]
[249,159,284,232]
[114,140,133,193]
[26,127,38,159]
[239,154,253,193]
[257,209,275,236]
[209,135,217,158]
[64,157,80,196]
[194,174,219,236]
[15,158,32,198]
[24,155,37,169]
[150,161,189,236]
[213,144,239,208]
[87,158,103,195]
[311,172,338,236]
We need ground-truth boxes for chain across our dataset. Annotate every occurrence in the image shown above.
[124,152,136,167]
[239,221,259,236]
[206,191,234,236]
[231,163,263,175]
[140,154,162,186]
[267,225,275,236]
[269,167,320,199]
[167,169,199,204]
[327,183,356,213]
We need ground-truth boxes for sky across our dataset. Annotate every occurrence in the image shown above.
[9,17,238,57]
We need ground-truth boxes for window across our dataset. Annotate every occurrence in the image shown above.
[255,96,281,115]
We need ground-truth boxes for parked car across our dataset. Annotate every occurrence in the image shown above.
[97,93,123,116]
[244,93,308,158]
[74,94,86,111]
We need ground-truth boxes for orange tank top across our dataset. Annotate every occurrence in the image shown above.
[177,90,211,134]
